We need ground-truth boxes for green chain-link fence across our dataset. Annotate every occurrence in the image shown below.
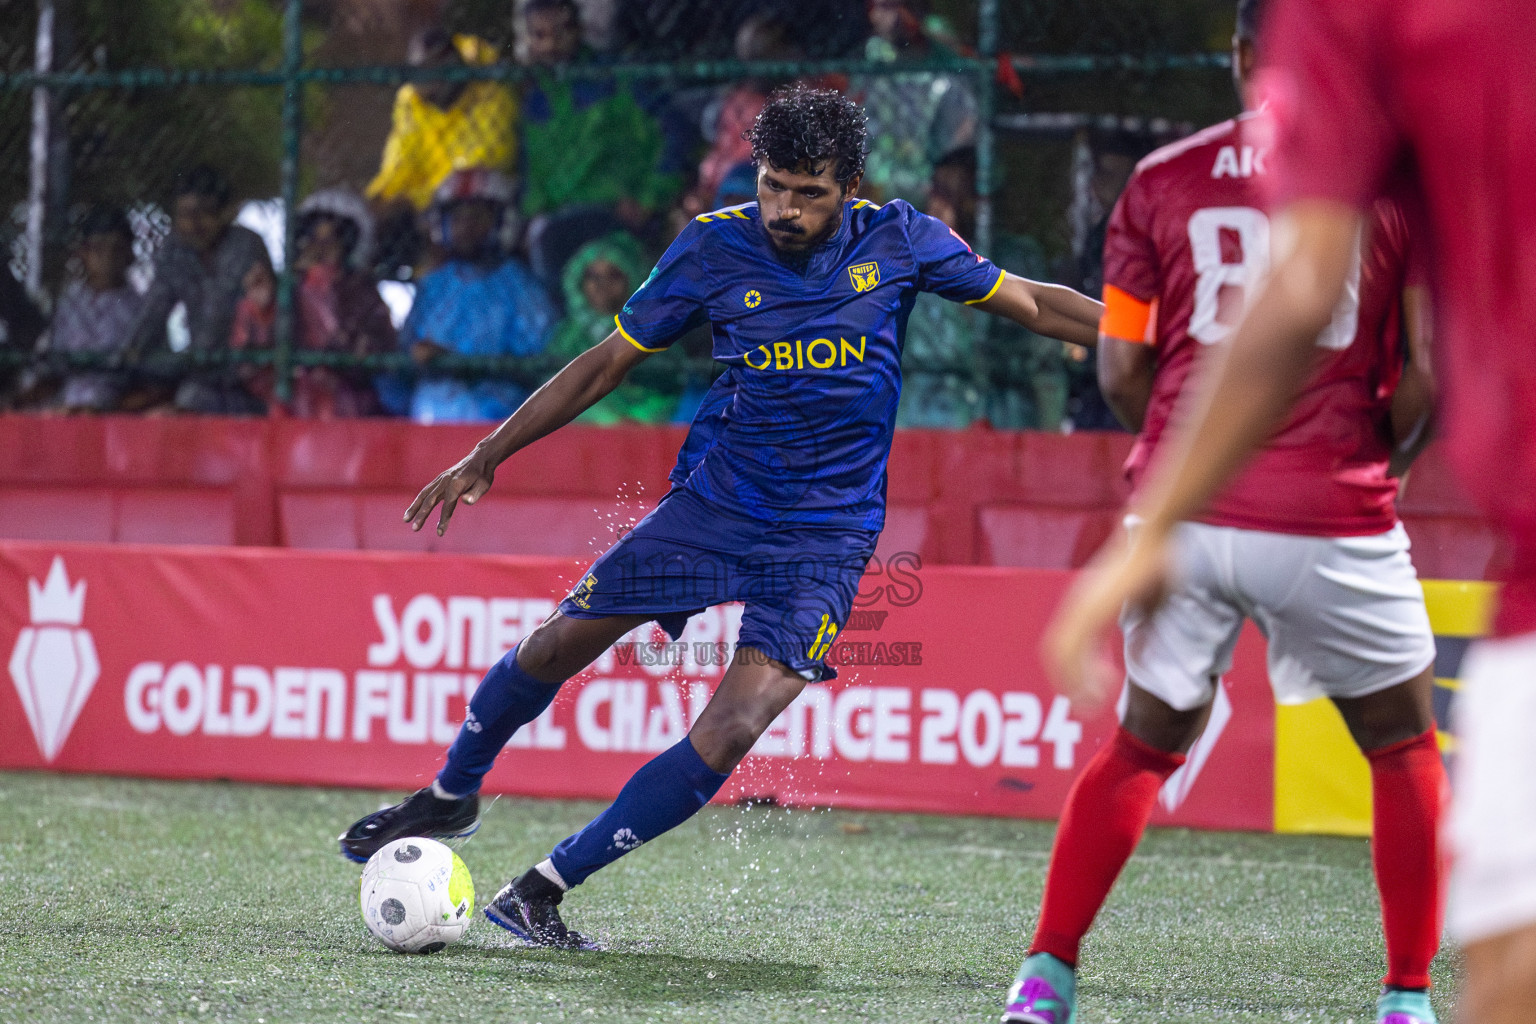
[0,0,1232,426]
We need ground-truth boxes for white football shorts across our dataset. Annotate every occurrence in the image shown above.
[1120,520,1435,712]
[1447,632,1536,943]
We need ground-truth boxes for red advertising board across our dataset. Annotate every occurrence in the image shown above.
[0,541,1277,831]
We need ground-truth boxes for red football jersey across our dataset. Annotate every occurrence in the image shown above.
[1103,114,1408,537]
[1263,0,1536,636]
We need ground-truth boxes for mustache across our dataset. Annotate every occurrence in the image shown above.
[767,220,805,235]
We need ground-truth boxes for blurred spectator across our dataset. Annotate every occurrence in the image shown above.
[550,232,683,424]
[857,0,977,205]
[687,11,800,219]
[573,0,623,53]
[392,169,556,424]
[713,162,759,210]
[366,28,517,275]
[47,206,143,412]
[520,0,585,66]
[1073,129,1142,300]
[368,29,515,211]
[126,164,271,414]
[1064,128,1146,431]
[0,262,48,409]
[682,8,855,223]
[0,265,46,352]
[229,189,397,417]
[897,148,1065,430]
[518,0,683,287]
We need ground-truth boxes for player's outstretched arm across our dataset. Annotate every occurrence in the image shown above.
[1044,200,1363,705]
[404,331,650,536]
[973,274,1103,349]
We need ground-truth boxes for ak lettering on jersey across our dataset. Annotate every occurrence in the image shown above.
[1210,143,1266,179]
[1101,112,1413,537]
[613,199,1002,531]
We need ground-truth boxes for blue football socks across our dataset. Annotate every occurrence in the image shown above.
[435,643,560,797]
[547,736,730,887]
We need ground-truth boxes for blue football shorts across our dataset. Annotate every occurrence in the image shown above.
[558,487,877,679]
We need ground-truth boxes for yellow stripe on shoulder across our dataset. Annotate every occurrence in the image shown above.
[695,203,756,224]
[851,199,882,210]
[963,270,1006,305]
[614,316,667,353]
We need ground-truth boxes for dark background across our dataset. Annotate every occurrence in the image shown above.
[0,0,1241,268]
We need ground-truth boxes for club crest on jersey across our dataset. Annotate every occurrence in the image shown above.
[744,289,762,308]
[567,574,598,610]
[847,261,881,293]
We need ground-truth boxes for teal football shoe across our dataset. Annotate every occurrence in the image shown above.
[1377,987,1437,1024]
[1002,952,1077,1024]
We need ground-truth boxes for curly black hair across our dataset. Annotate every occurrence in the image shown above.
[744,85,868,188]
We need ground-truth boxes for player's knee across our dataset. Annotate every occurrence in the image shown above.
[1121,684,1207,753]
[713,717,762,764]
[515,621,568,682]
[1336,679,1435,753]
[691,712,764,772]
[1351,718,1425,753]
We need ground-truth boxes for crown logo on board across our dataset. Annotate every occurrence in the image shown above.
[28,557,86,626]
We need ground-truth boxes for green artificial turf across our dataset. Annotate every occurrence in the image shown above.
[0,772,1455,1023]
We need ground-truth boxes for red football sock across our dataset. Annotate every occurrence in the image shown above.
[1029,727,1186,967]
[1366,728,1447,990]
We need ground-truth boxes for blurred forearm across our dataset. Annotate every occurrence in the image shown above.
[474,332,646,466]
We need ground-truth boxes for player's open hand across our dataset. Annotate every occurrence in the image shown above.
[1043,524,1175,709]
[404,448,497,537]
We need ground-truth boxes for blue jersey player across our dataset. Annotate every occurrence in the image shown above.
[340,87,1103,947]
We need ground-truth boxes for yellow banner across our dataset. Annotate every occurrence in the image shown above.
[1272,579,1496,835]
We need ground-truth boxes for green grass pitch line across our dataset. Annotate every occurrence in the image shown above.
[0,773,1455,1023]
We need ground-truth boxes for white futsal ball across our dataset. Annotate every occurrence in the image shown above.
[360,837,475,953]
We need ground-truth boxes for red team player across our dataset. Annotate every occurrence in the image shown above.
[1004,3,1446,1022]
[1044,0,1536,1022]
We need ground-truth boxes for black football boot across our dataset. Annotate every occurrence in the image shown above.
[483,868,599,950]
[338,787,479,864]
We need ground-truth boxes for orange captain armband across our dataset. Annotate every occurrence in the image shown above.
[1100,284,1157,344]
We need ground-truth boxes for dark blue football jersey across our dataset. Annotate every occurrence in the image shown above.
[617,198,1003,531]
